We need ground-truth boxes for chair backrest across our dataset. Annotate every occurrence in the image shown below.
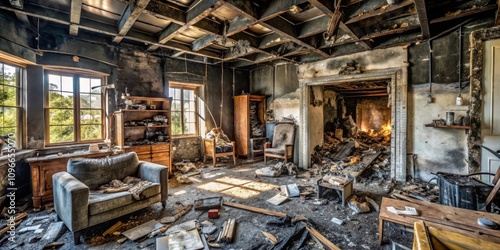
[272,123,295,148]
[67,152,139,190]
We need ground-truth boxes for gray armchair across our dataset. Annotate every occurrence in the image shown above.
[52,152,168,244]
[264,123,296,164]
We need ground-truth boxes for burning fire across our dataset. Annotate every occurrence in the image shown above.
[361,121,392,141]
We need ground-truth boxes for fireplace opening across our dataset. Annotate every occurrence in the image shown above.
[312,80,392,181]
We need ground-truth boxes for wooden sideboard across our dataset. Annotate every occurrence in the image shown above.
[26,150,116,210]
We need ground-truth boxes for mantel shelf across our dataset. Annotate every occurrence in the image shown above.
[424,124,471,129]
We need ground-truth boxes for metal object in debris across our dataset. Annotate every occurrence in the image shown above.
[208,209,219,219]
[193,197,223,211]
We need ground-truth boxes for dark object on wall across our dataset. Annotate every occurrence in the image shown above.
[437,172,497,210]
[339,61,361,75]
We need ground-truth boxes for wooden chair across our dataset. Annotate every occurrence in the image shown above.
[264,123,295,164]
[203,138,236,167]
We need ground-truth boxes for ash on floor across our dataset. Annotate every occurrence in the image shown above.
[1,160,414,250]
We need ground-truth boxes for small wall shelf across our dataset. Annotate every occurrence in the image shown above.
[424,124,471,134]
[424,124,471,129]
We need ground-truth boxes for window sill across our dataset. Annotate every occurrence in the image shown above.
[0,149,36,165]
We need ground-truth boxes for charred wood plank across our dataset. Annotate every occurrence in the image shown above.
[260,0,308,22]
[413,0,430,39]
[331,141,355,161]
[345,0,414,25]
[113,0,151,43]
[69,0,82,36]
[430,5,497,24]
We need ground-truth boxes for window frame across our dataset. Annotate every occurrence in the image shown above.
[169,83,199,137]
[0,61,23,149]
[44,70,106,146]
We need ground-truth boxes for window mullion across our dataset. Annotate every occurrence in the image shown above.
[180,88,185,135]
[74,75,80,142]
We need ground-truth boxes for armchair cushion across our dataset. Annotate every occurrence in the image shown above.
[264,148,285,155]
[88,184,160,215]
[67,152,139,190]
[215,145,233,153]
[271,123,295,149]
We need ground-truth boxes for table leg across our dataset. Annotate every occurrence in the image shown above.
[379,218,384,245]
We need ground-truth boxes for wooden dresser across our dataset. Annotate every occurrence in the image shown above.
[26,150,116,210]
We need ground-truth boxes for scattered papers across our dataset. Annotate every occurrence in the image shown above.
[267,194,288,205]
[386,206,419,216]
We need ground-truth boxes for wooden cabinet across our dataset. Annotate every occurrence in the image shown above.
[115,96,172,173]
[27,151,115,210]
[234,95,267,157]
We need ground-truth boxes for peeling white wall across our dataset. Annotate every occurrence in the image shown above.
[409,84,470,180]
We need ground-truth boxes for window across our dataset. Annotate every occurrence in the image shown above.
[169,86,197,136]
[0,62,21,147]
[46,72,104,144]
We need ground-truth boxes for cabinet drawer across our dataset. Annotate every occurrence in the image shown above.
[151,143,170,151]
[123,145,151,154]
[152,152,169,159]
[137,154,151,161]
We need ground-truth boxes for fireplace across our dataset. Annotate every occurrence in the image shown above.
[298,48,408,181]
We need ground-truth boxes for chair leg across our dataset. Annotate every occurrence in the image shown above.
[73,231,82,245]
[284,157,287,163]
[264,155,267,164]
[213,155,216,167]
[233,154,236,165]
[161,200,166,209]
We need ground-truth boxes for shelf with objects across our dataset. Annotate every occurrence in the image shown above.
[115,95,172,173]
[424,116,471,134]
[234,95,267,158]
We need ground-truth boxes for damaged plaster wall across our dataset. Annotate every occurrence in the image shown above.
[409,84,470,180]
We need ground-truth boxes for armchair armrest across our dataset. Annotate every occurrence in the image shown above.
[264,142,272,148]
[138,161,168,201]
[285,144,294,157]
[52,172,89,232]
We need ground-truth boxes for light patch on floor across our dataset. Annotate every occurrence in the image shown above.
[196,176,276,199]
[173,190,187,196]
[197,182,233,192]
[203,171,226,178]
[221,187,261,199]
[233,168,254,172]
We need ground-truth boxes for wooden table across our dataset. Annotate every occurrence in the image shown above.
[379,197,500,245]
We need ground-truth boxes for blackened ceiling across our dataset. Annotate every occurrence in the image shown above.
[0,0,498,68]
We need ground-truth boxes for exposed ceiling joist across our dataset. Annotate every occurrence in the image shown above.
[0,1,223,60]
[259,33,291,49]
[192,34,218,51]
[430,5,497,24]
[260,0,308,22]
[147,0,224,51]
[69,0,82,36]
[306,0,372,50]
[222,0,329,57]
[8,0,29,25]
[113,0,151,43]
[413,0,430,39]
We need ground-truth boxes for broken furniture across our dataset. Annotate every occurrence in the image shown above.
[203,137,236,167]
[264,123,296,163]
[317,176,353,207]
[379,197,500,245]
[26,150,117,210]
[413,220,500,250]
[115,96,172,174]
[234,94,267,158]
[437,172,499,211]
[52,152,168,244]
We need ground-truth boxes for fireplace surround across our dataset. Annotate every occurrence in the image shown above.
[298,47,408,181]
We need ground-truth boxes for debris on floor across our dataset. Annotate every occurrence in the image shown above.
[256,162,298,177]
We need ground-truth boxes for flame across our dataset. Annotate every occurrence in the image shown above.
[361,121,391,141]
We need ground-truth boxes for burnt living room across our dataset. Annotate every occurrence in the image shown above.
[1,0,500,249]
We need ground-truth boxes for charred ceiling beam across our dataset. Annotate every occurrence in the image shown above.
[192,34,218,51]
[69,0,82,36]
[345,0,414,25]
[260,0,308,22]
[0,1,222,60]
[259,33,291,49]
[297,16,329,38]
[429,5,497,24]
[413,0,430,39]
[113,0,151,43]
[9,0,29,25]
[222,0,329,57]
[147,0,224,51]
[306,0,372,50]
